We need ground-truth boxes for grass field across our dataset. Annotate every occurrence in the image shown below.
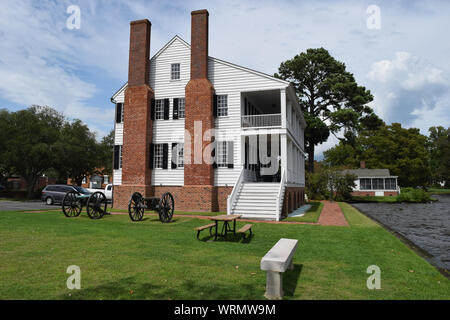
[351,196,399,203]
[427,188,450,195]
[283,201,323,222]
[0,207,448,300]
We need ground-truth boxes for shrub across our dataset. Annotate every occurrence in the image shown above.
[397,188,430,203]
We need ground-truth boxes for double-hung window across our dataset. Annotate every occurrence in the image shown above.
[385,178,396,190]
[178,98,185,118]
[155,99,164,120]
[153,144,164,168]
[217,95,228,117]
[171,63,180,80]
[177,144,184,168]
[217,141,228,168]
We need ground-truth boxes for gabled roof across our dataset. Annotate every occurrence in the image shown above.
[341,169,393,177]
[111,35,289,102]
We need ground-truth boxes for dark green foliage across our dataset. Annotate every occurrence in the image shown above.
[306,167,356,201]
[329,171,357,201]
[275,48,381,172]
[428,126,450,187]
[324,123,431,187]
[397,188,431,203]
[0,106,111,198]
[305,170,329,200]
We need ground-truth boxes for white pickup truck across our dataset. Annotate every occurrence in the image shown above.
[86,184,113,200]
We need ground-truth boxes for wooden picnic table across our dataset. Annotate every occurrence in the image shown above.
[209,214,242,240]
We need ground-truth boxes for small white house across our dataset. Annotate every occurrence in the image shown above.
[342,164,400,196]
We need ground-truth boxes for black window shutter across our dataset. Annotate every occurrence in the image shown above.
[164,99,170,120]
[173,98,179,120]
[213,94,218,117]
[227,141,234,168]
[162,143,169,169]
[113,145,120,170]
[149,143,154,169]
[212,140,217,168]
[151,99,155,120]
[116,103,122,123]
[171,143,178,169]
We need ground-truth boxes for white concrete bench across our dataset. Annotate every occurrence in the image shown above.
[260,238,298,299]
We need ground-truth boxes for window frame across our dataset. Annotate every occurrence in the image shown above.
[360,178,372,190]
[217,95,228,117]
[217,141,228,168]
[178,97,185,119]
[154,99,164,120]
[177,143,184,168]
[119,145,123,169]
[171,63,181,81]
[153,144,164,169]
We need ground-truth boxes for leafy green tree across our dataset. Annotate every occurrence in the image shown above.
[275,48,382,172]
[53,119,101,186]
[0,109,12,187]
[329,170,357,201]
[2,106,65,198]
[428,126,450,187]
[97,129,114,177]
[324,123,431,187]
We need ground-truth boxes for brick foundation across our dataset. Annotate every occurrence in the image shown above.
[282,187,305,217]
[113,185,232,212]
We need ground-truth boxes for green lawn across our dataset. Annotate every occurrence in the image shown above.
[283,201,323,222]
[427,188,450,194]
[351,195,399,203]
[0,208,448,300]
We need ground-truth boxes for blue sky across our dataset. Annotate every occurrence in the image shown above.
[0,0,449,158]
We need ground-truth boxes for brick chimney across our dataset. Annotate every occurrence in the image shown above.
[360,161,366,169]
[183,9,217,211]
[115,19,154,208]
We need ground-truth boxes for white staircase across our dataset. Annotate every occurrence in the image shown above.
[230,182,282,220]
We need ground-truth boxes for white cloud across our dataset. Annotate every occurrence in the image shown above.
[367,51,449,134]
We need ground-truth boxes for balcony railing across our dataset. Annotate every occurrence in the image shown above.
[241,114,281,128]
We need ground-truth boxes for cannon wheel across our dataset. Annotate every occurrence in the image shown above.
[62,190,82,217]
[86,192,107,219]
[128,192,145,221]
[158,192,174,223]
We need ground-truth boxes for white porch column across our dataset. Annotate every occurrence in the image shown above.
[281,134,287,176]
[280,89,287,129]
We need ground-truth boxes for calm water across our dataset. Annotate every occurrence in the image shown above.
[352,194,450,273]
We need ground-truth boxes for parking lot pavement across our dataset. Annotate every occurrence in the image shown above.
[0,200,57,211]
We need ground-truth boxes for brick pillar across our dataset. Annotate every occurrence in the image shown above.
[183,10,217,211]
[114,19,154,209]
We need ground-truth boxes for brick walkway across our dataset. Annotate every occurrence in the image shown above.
[317,200,349,226]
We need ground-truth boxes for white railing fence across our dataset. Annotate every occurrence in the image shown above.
[241,114,281,128]
[227,167,245,215]
[275,168,286,221]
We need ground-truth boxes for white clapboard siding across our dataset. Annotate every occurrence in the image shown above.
[113,169,122,185]
[111,36,294,187]
[114,123,123,145]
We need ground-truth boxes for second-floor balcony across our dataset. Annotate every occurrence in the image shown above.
[241,113,281,128]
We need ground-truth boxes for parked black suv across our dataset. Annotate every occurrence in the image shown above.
[41,185,91,205]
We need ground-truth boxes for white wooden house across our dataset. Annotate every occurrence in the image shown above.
[110,10,306,220]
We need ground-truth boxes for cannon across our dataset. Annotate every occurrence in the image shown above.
[128,192,174,223]
[62,191,107,219]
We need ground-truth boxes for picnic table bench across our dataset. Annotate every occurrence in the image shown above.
[195,215,252,240]
[260,238,299,299]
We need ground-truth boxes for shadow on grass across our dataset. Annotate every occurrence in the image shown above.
[61,276,262,300]
[199,233,254,244]
[283,264,303,297]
